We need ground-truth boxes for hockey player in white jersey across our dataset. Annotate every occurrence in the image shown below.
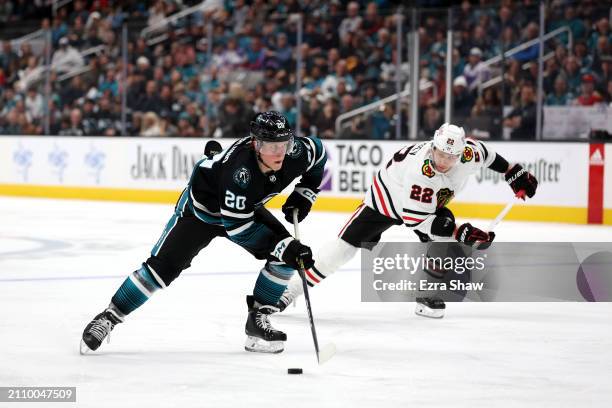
[278,123,538,318]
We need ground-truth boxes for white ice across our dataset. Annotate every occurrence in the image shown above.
[1,197,611,408]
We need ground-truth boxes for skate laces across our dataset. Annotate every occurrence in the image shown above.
[88,316,114,343]
[255,313,274,332]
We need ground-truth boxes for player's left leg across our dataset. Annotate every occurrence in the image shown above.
[81,199,225,353]
[244,261,295,353]
[415,239,474,318]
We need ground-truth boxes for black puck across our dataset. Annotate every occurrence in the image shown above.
[287,368,303,375]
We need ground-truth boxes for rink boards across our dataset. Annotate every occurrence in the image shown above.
[0,136,609,225]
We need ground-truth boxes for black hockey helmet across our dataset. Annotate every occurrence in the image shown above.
[250,111,294,143]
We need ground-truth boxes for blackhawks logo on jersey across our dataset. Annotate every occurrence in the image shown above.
[422,159,435,178]
[461,146,474,163]
[436,188,454,208]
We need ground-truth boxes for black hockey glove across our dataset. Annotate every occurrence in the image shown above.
[505,164,538,200]
[281,239,315,270]
[455,223,495,250]
[282,188,316,223]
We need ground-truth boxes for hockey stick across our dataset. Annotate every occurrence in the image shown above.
[487,191,525,231]
[292,209,336,365]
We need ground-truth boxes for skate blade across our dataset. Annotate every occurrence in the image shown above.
[79,340,93,355]
[244,336,284,354]
[318,342,336,364]
[415,305,445,319]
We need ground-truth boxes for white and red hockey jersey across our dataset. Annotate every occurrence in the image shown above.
[364,139,496,234]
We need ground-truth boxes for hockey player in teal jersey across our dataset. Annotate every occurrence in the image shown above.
[81,111,327,354]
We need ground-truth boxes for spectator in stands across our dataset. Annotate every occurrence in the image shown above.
[133,38,153,67]
[59,108,86,136]
[80,98,98,135]
[366,103,394,140]
[69,0,89,26]
[497,26,519,56]
[321,59,356,99]
[217,95,254,138]
[463,47,490,92]
[380,49,409,85]
[513,22,540,62]
[135,56,153,80]
[24,87,43,122]
[592,36,611,74]
[469,25,493,60]
[98,69,119,98]
[0,40,17,72]
[496,5,518,37]
[588,17,611,52]
[452,75,474,121]
[244,36,266,71]
[561,6,587,41]
[339,1,362,42]
[503,82,537,140]
[136,80,162,114]
[574,73,603,106]
[52,37,84,74]
[59,76,86,108]
[279,93,297,127]
[95,96,119,136]
[2,107,23,135]
[545,75,574,106]
[51,13,69,46]
[340,93,356,114]
[562,55,583,95]
[598,56,611,91]
[362,2,384,36]
[419,106,443,139]
[0,0,12,24]
[543,57,561,93]
[15,55,41,92]
[573,41,593,71]
[148,0,168,29]
[140,112,164,137]
[213,36,246,74]
[313,98,339,139]
[177,115,196,137]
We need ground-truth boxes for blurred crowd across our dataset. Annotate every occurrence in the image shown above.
[0,0,610,140]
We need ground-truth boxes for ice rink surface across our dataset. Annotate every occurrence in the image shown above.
[1,197,611,408]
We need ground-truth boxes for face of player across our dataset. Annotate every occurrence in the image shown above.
[255,140,292,171]
[432,147,460,173]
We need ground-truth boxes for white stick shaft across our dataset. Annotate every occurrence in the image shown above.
[488,202,514,231]
[293,210,301,241]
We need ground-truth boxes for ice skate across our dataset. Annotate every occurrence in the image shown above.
[415,297,446,319]
[80,309,123,354]
[245,296,286,353]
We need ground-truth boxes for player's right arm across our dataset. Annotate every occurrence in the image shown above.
[468,139,538,199]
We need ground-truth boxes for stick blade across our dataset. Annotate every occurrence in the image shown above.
[317,342,336,365]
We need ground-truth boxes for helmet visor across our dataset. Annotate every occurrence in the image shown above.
[255,138,294,155]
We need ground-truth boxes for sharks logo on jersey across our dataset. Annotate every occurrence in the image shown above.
[233,166,251,189]
[287,139,303,158]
